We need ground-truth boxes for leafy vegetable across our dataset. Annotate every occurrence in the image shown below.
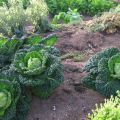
[82,47,120,97]
[10,44,64,98]
[24,34,57,46]
[52,8,83,24]
[88,91,120,120]
[0,73,21,120]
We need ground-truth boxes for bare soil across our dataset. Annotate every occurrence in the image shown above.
[26,26,120,120]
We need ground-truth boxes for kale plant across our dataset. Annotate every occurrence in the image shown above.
[82,47,120,97]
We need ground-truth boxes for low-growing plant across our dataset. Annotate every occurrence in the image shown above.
[0,0,28,38]
[0,73,30,120]
[52,8,83,24]
[10,43,64,98]
[87,0,114,15]
[88,91,120,120]
[0,33,64,119]
[46,0,114,16]
[26,0,51,33]
[82,47,120,97]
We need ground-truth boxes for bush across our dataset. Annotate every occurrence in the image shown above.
[0,0,27,38]
[88,91,120,120]
[46,0,114,16]
[27,0,51,33]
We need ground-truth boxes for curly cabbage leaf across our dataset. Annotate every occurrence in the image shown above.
[83,47,120,74]
[82,47,120,97]
[10,44,64,98]
[0,38,21,66]
[0,74,21,120]
[32,69,64,98]
[13,86,31,120]
[24,34,57,46]
[108,53,120,78]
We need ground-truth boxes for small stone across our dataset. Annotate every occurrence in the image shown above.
[51,106,56,111]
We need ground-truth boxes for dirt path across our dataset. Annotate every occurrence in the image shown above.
[26,28,120,120]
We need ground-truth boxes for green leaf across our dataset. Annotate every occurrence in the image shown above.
[24,35,42,45]
[52,15,58,24]
[83,47,120,73]
[39,34,57,46]
[108,53,120,75]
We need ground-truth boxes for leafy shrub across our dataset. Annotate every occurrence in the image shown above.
[27,0,51,33]
[0,0,27,37]
[82,47,120,97]
[52,8,83,24]
[87,0,114,15]
[88,91,120,120]
[0,0,28,37]
[46,0,114,16]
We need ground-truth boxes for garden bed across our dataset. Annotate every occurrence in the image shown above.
[26,27,120,120]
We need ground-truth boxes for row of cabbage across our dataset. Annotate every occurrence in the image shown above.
[0,34,64,120]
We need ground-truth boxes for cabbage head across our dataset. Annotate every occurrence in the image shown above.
[0,73,21,120]
[10,44,64,98]
[82,47,120,97]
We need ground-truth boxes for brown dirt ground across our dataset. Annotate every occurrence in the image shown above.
[26,26,120,120]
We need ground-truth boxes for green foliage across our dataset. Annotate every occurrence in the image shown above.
[82,47,120,97]
[0,0,28,37]
[87,0,114,16]
[22,0,30,9]
[88,91,120,120]
[24,34,57,46]
[0,73,21,120]
[115,4,120,12]
[52,8,83,24]
[0,0,8,6]
[0,38,22,66]
[10,43,64,98]
[0,33,63,118]
[46,0,114,16]
[26,0,51,33]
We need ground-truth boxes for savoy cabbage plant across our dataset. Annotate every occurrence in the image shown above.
[0,33,64,119]
[82,47,120,97]
[10,43,64,98]
[0,73,21,120]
